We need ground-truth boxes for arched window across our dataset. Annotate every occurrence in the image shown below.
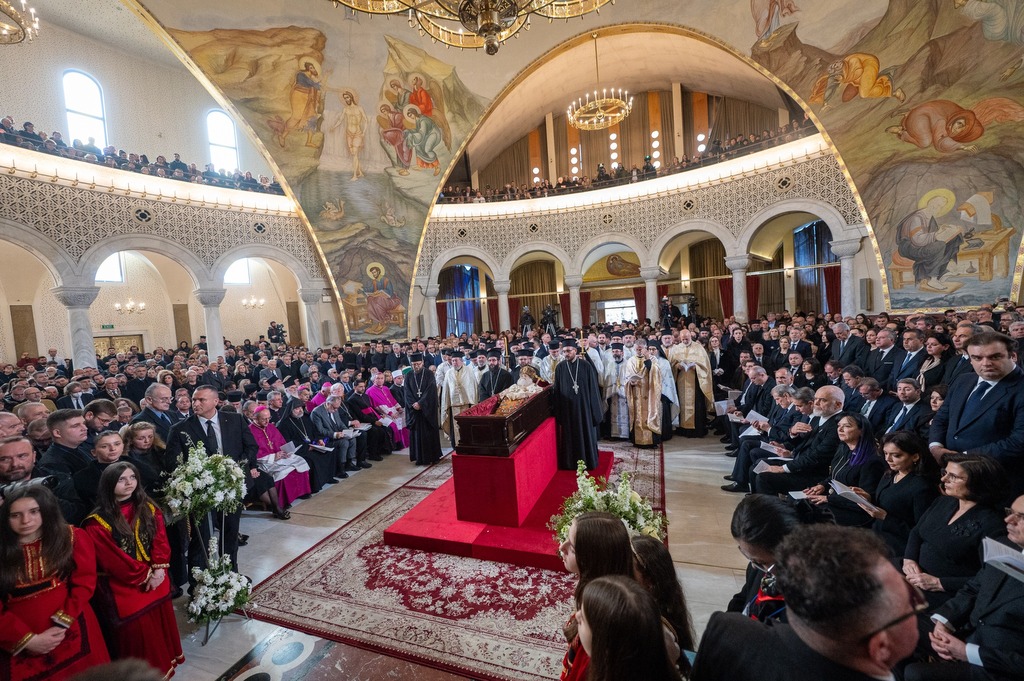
[95,253,124,283]
[207,110,239,173]
[62,71,107,148]
[224,258,251,285]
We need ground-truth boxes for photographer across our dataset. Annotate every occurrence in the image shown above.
[0,436,58,509]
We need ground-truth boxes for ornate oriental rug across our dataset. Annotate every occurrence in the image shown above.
[246,440,663,681]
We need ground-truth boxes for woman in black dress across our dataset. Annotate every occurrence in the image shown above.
[794,358,825,391]
[903,453,1008,611]
[916,332,952,391]
[276,398,335,493]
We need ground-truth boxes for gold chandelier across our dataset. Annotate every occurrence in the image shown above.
[326,0,614,55]
[567,33,632,130]
[0,0,39,44]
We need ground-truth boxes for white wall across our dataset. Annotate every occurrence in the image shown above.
[1,22,270,177]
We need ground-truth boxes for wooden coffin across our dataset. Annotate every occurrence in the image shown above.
[454,387,553,457]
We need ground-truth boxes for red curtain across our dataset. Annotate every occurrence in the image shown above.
[436,301,448,337]
[746,275,761,321]
[486,297,499,332]
[509,297,522,330]
[580,291,592,327]
[558,293,570,330]
[657,284,669,299]
[823,264,841,315]
[718,279,734,319]
[632,286,646,324]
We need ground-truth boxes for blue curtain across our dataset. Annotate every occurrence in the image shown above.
[793,220,836,314]
[446,265,480,336]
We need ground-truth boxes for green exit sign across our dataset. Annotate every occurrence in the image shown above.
[101,324,114,330]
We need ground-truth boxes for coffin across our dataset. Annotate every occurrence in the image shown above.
[454,387,553,457]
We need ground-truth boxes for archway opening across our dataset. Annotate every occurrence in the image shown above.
[656,230,725,322]
[221,256,303,345]
[0,241,60,364]
[436,255,496,336]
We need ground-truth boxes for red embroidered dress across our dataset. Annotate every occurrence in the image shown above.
[0,527,110,680]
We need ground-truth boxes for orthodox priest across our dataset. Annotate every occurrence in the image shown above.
[404,353,442,465]
[668,329,714,437]
[478,349,514,401]
[608,342,630,439]
[553,339,603,470]
[440,353,478,447]
[625,340,662,447]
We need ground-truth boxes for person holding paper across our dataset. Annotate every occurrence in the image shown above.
[722,385,807,494]
[367,371,409,450]
[346,379,393,460]
[801,413,887,527]
[249,406,311,516]
[624,340,662,448]
[277,398,335,493]
[903,495,1024,681]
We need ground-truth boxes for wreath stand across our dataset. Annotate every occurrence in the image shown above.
[198,510,252,646]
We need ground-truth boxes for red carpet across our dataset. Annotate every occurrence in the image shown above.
[246,440,662,681]
[384,418,614,571]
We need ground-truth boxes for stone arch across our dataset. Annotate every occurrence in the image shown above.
[427,245,502,287]
[212,243,321,290]
[736,198,854,255]
[500,240,574,280]
[646,219,739,269]
[79,234,211,289]
[0,217,77,286]
[569,232,648,277]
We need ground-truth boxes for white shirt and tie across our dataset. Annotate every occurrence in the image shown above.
[202,413,223,453]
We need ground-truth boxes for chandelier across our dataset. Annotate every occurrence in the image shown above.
[241,295,265,310]
[567,33,632,130]
[0,0,39,44]
[326,0,613,55]
[114,299,145,315]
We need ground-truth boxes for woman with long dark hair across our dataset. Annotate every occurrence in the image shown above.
[917,332,952,390]
[0,486,110,678]
[82,461,183,676]
[631,534,696,674]
[803,412,887,527]
[578,576,683,681]
[557,511,634,681]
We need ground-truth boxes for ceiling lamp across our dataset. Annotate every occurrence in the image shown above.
[114,299,145,315]
[326,0,613,55]
[567,33,632,131]
[0,0,39,44]
[241,295,266,310]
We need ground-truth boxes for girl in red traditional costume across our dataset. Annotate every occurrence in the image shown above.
[557,511,635,681]
[82,461,183,677]
[0,486,110,680]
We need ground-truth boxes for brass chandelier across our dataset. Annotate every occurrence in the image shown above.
[0,0,40,44]
[566,33,632,131]
[326,0,614,55]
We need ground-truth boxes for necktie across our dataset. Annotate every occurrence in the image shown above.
[204,418,218,453]
[74,397,82,409]
[959,381,992,424]
[887,405,909,433]
[839,340,846,356]
[861,401,871,416]
[901,352,913,371]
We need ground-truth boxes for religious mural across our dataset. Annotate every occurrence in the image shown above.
[583,252,642,282]
[138,0,1024,324]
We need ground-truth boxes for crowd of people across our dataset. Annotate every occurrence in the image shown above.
[2,300,1024,679]
[438,116,816,204]
[0,115,284,195]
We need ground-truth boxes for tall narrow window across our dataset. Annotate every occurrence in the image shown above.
[95,253,124,283]
[207,110,239,173]
[62,71,107,148]
[224,259,251,285]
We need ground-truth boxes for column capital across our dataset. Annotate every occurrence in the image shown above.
[724,255,752,272]
[491,279,512,294]
[424,284,440,298]
[297,288,324,304]
[639,266,663,281]
[51,286,100,309]
[829,237,864,259]
[193,288,227,307]
[564,275,583,289]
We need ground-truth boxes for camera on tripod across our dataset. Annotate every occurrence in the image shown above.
[0,476,57,500]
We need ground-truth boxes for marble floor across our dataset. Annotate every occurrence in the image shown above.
[171,435,746,680]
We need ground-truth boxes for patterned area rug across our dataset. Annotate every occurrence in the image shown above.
[246,440,662,681]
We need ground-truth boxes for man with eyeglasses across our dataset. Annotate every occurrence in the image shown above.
[903,495,1024,680]
[691,525,921,680]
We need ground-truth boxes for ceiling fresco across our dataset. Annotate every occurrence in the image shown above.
[125,0,1024,332]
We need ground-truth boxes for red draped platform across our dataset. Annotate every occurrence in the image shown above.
[384,416,613,571]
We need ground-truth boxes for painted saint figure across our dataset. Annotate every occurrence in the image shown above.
[886,97,1024,153]
[751,0,799,42]
[403,105,442,175]
[363,262,403,334]
[377,102,412,175]
[894,189,968,292]
[275,59,322,148]
[330,90,367,180]
[809,53,905,108]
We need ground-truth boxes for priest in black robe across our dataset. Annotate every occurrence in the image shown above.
[404,353,442,466]
[478,349,514,401]
[553,339,603,470]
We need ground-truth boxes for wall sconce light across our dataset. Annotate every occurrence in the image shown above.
[785,268,794,279]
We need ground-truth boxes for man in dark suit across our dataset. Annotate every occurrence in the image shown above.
[691,525,920,681]
[131,383,175,443]
[723,383,806,493]
[890,329,927,386]
[883,378,933,439]
[165,385,260,573]
[929,331,1024,496]
[55,381,94,410]
[755,385,844,494]
[904,495,1024,681]
[831,322,869,369]
[788,328,813,359]
[942,322,980,386]
[865,328,899,389]
[856,378,898,433]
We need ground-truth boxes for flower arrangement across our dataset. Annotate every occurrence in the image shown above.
[162,441,246,520]
[549,460,667,544]
[187,538,252,624]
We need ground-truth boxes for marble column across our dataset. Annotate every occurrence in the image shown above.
[424,284,440,337]
[193,288,226,359]
[492,279,512,333]
[51,286,100,369]
[724,255,752,323]
[640,266,662,323]
[298,288,324,349]
[829,237,864,319]
[565,275,583,329]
